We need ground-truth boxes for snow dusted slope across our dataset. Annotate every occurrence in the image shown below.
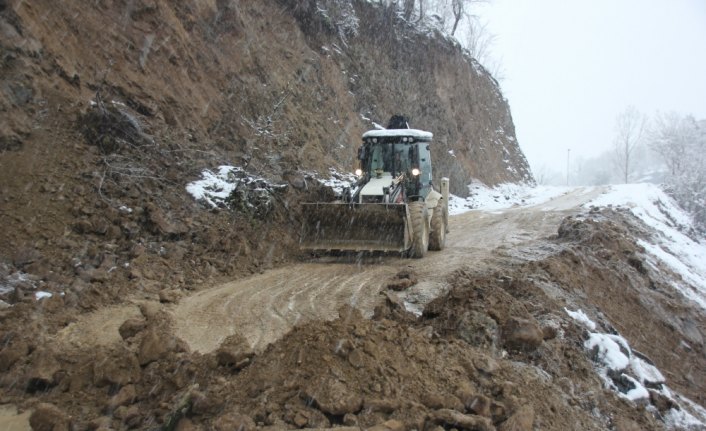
[586,184,706,310]
[452,182,706,312]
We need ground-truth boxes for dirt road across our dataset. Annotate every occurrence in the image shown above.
[171,186,607,353]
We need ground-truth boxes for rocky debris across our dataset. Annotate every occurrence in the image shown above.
[215,334,255,370]
[501,317,543,351]
[29,403,71,431]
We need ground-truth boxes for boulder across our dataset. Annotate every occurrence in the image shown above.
[138,326,177,366]
[304,377,363,415]
[107,384,137,409]
[119,317,147,340]
[29,403,71,431]
[216,334,255,370]
[502,317,543,351]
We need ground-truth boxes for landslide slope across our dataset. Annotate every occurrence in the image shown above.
[0,0,532,305]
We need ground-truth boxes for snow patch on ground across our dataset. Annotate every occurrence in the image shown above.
[449,181,571,215]
[585,183,706,311]
[35,291,53,300]
[566,308,705,428]
[564,308,597,330]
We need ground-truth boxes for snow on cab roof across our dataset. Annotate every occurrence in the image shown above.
[362,128,433,140]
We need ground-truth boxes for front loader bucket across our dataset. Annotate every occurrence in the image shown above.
[300,203,409,252]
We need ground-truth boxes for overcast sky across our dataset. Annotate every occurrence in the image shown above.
[475,0,706,175]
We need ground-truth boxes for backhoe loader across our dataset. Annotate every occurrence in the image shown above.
[301,118,449,258]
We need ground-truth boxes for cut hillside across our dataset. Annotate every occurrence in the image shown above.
[0,0,531,308]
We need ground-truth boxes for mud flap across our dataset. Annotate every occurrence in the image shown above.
[300,203,410,252]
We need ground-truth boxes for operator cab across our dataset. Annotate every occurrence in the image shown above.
[356,128,434,203]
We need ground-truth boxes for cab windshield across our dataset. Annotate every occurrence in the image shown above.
[367,143,411,176]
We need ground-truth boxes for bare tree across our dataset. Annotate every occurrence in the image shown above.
[403,0,415,20]
[649,112,698,176]
[613,106,646,184]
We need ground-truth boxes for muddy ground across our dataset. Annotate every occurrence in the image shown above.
[1,189,705,431]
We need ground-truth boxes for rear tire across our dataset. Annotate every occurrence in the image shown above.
[429,198,447,251]
[408,201,429,258]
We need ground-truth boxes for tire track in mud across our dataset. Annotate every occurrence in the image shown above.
[172,263,402,353]
[172,187,608,353]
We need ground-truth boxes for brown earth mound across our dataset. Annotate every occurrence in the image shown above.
[3,208,704,430]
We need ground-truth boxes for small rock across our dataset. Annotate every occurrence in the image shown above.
[190,390,221,415]
[498,405,534,431]
[468,395,492,417]
[292,412,308,428]
[364,398,399,413]
[213,412,256,431]
[158,289,181,303]
[541,325,558,340]
[502,317,543,351]
[473,353,499,374]
[421,393,464,411]
[26,349,61,391]
[121,405,141,427]
[29,403,71,431]
[138,327,177,366]
[428,409,494,431]
[119,317,147,340]
[176,417,200,431]
[216,334,255,370]
[343,413,358,426]
[87,416,112,430]
[649,389,677,413]
[93,348,141,386]
[0,336,29,371]
[348,349,366,369]
[304,377,363,415]
[381,419,405,431]
[386,268,418,291]
[108,384,137,409]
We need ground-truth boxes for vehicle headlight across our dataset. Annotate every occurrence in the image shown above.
[355,168,363,176]
[411,168,420,176]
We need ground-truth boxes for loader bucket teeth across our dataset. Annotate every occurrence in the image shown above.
[300,203,409,252]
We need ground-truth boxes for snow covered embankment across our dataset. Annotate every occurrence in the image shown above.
[586,184,706,310]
